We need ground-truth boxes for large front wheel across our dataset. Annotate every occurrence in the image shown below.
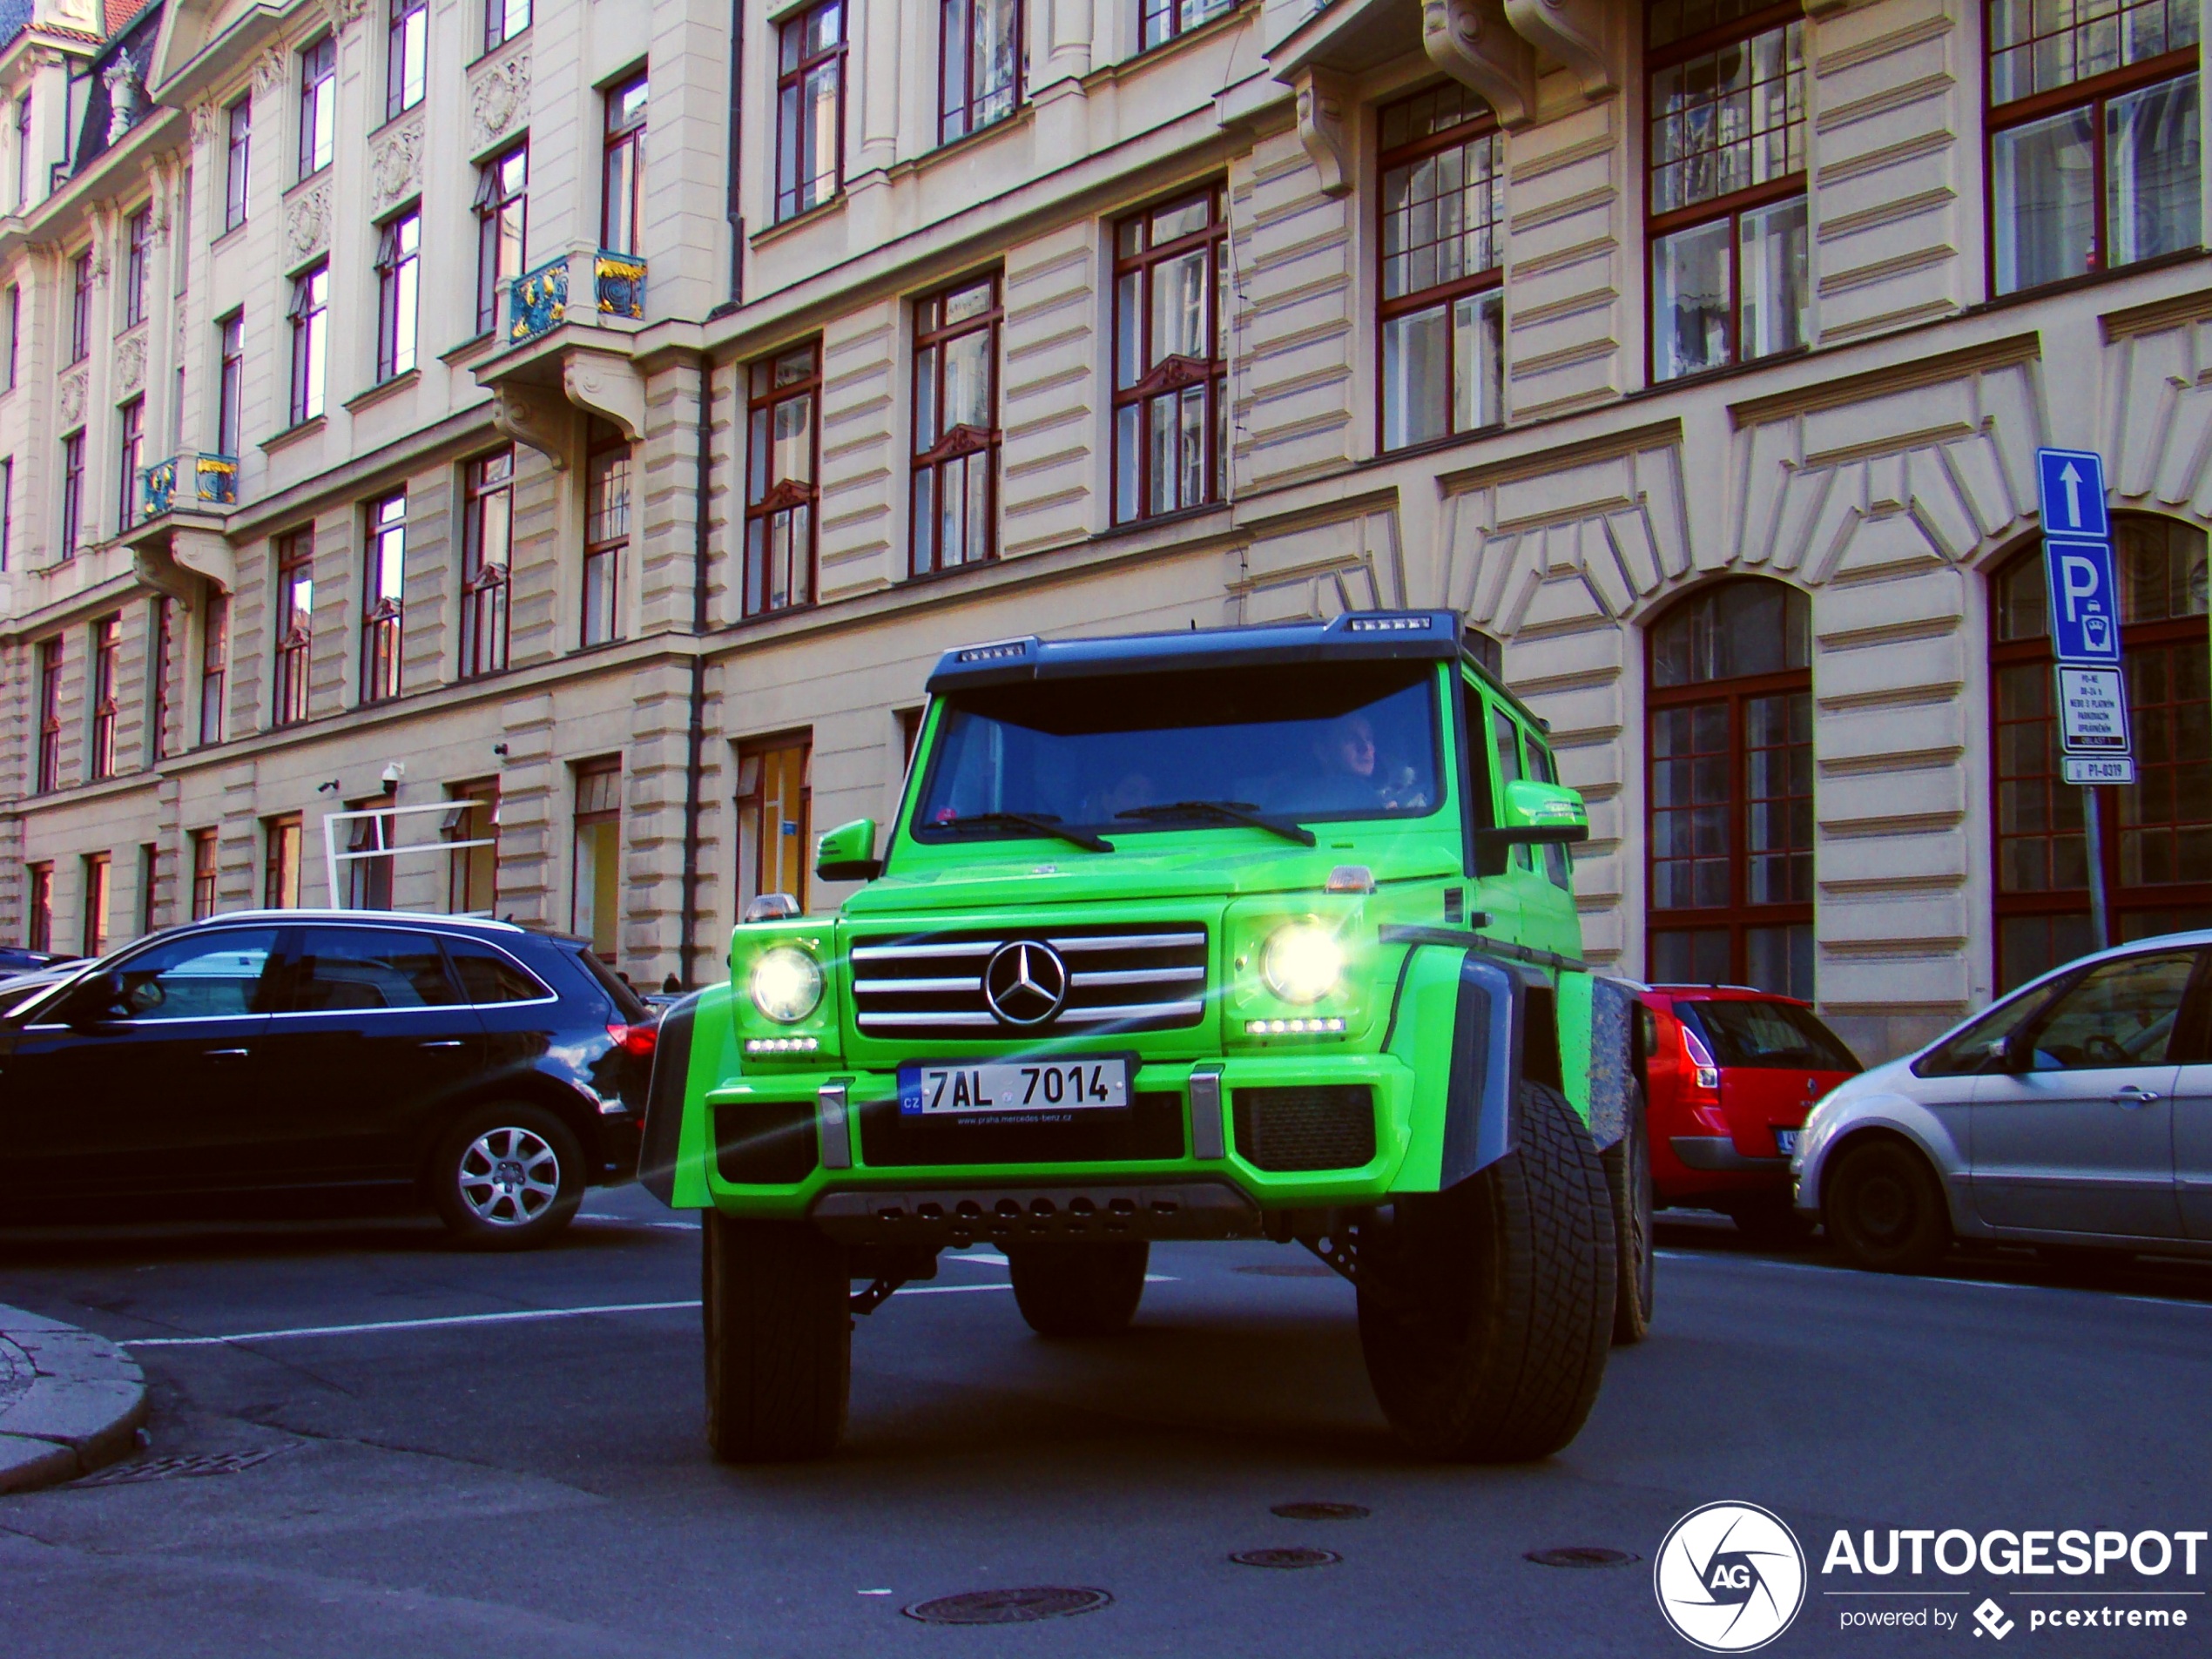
[1358,1080,1615,1461]
[703,1214,851,1461]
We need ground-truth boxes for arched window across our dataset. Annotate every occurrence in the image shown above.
[1989,516,2211,991]
[1646,577,1814,995]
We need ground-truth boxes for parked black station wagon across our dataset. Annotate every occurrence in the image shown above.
[0,912,657,1248]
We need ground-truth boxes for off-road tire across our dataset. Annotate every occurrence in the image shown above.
[1723,1193,1817,1250]
[1603,1082,1655,1345]
[1357,1080,1616,1461]
[1007,1241,1150,1338]
[428,1103,584,1251]
[1822,1137,1950,1275]
[703,1214,850,1461]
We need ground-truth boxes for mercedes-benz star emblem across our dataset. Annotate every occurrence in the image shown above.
[983,941,1069,1027]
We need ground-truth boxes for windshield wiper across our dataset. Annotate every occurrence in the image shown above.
[936,811,1115,853]
[1116,800,1317,846]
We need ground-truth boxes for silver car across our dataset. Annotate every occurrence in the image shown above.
[1794,933,2212,1272]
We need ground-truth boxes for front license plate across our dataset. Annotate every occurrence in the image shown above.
[898,1058,1130,1119]
[1772,1129,1799,1155]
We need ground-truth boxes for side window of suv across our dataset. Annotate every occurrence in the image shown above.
[289,927,463,1012]
[58,927,282,1022]
[443,935,553,1004]
[1523,736,1574,892]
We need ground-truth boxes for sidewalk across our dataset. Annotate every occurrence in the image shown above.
[0,1304,145,1493]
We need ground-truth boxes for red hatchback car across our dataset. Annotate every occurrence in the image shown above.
[1637,986,1862,1244]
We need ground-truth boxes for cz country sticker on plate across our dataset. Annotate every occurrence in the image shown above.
[898,1058,1130,1120]
[1773,1129,1800,1155]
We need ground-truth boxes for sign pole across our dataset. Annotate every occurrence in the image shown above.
[2082,786,2109,951]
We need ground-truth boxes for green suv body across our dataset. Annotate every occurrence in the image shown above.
[642,610,1649,1461]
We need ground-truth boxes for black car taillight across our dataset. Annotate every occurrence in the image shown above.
[608,1022,658,1057]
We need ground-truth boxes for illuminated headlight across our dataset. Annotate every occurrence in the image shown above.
[748,946,824,1024]
[1260,921,1345,1004]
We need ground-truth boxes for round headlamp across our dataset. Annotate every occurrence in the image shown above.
[749,944,824,1024]
[1261,921,1345,1005]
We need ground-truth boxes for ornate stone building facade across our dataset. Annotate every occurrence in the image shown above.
[0,0,2207,1060]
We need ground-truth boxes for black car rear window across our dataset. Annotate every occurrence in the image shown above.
[573,946,651,1020]
[1677,1000,1860,1072]
[443,936,552,1004]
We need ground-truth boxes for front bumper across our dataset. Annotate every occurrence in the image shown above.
[697,1052,1418,1217]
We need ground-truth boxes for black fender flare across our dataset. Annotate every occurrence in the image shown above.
[1439,953,1551,1188]
[637,992,700,1206]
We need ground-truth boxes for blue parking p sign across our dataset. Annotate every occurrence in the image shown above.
[2037,448,2109,538]
[2044,537,2123,665]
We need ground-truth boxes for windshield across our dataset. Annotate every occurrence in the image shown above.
[1677,999,1859,1072]
[912,661,1444,843]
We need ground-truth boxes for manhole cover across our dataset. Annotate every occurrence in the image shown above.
[1271,1501,1370,1521]
[901,1588,1111,1625]
[72,1449,282,1487]
[1234,1264,1337,1278]
[1231,1547,1341,1569]
[1525,1547,1638,1568]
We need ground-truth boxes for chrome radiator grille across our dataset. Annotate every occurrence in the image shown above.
[849,925,1208,1040]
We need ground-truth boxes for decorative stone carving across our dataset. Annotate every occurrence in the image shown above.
[58,368,85,428]
[490,384,569,469]
[1422,0,1536,129]
[325,0,370,26]
[369,118,423,212]
[1293,69,1352,197]
[104,57,143,143]
[251,45,287,98]
[189,102,218,145]
[284,184,331,263]
[468,45,530,153]
[563,348,645,442]
[116,329,145,395]
[1502,0,1615,98]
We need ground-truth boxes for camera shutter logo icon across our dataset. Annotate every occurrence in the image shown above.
[1654,1501,1807,1652]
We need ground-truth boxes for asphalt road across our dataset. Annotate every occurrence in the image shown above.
[3,1192,2209,1658]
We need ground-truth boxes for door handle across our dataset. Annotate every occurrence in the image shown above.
[2109,1085,2161,1107]
[203,1048,250,1059]
[418,1039,466,1049]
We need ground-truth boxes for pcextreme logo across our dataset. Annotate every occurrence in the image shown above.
[1655,1501,1809,1653]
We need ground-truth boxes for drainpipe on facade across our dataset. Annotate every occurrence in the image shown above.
[725,0,745,308]
[678,356,714,990]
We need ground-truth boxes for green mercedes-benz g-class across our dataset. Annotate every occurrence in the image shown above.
[640,610,1652,1462]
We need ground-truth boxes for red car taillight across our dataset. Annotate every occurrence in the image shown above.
[1681,1022,1721,1093]
[608,1022,658,1057]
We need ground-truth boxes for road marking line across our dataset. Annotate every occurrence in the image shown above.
[1654,1248,2212,1311]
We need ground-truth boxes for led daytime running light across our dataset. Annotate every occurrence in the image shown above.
[745,1035,821,1055]
[1245,1017,1347,1035]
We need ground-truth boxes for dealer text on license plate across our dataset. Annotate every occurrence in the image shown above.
[898,1058,1130,1116]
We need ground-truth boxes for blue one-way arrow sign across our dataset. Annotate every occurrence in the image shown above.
[2037,447,2109,538]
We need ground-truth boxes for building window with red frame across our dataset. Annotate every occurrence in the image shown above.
[289,262,329,424]
[189,827,218,920]
[199,592,228,745]
[388,0,428,119]
[486,0,529,52]
[80,850,110,956]
[68,248,90,362]
[224,97,250,231]
[375,209,421,381]
[744,342,819,616]
[1989,517,2211,991]
[217,313,244,455]
[149,597,172,762]
[911,274,1000,577]
[1646,577,1814,996]
[941,0,1019,143]
[273,528,314,727]
[24,860,51,949]
[603,73,648,255]
[775,2,844,221]
[736,737,811,915]
[461,448,513,677]
[361,492,405,705]
[447,778,500,915]
[35,636,60,791]
[264,812,302,908]
[1986,0,2199,296]
[572,760,622,961]
[1142,0,1232,51]
[123,206,151,328]
[1646,2,1808,383]
[59,428,84,554]
[1111,186,1226,523]
[88,611,119,779]
[299,35,336,178]
[583,423,630,645]
[115,397,142,534]
[475,144,527,337]
[1379,83,1505,451]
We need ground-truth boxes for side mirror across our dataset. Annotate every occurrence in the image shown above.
[1474,779,1591,853]
[64,969,127,1027]
[814,818,882,883]
[1993,1030,2035,1073]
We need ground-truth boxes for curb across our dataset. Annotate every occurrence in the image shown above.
[0,1304,146,1494]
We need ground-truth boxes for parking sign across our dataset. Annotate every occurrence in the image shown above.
[2037,447,2109,538]
[2042,536,2123,665]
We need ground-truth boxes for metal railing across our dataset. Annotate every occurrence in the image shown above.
[140,451,239,520]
